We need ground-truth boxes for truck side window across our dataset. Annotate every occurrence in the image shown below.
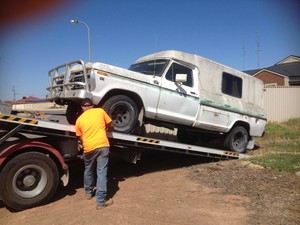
[166,63,193,87]
[222,72,243,98]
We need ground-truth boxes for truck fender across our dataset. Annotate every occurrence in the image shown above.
[0,140,68,171]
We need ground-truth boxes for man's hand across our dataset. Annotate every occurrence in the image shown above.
[77,138,83,152]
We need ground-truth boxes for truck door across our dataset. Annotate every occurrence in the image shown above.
[156,62,200,125]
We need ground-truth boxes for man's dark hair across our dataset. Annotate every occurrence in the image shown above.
[81,98,93,106]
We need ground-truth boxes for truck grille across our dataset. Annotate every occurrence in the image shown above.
[47,60,90,99]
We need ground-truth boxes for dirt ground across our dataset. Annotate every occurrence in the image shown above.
[0,149,299,225]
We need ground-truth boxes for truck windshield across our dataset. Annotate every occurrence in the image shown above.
[129,59,169,76]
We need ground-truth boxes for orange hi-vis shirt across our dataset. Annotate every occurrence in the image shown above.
[75,108,112,153]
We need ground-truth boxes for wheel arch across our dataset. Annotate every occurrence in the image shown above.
[99,89,144,114]
[229,120,250,136]
[0,140,67,176]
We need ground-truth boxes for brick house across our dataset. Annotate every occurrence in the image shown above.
[244,55,300,86]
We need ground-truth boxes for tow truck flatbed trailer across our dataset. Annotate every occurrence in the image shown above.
[0,113,247,210]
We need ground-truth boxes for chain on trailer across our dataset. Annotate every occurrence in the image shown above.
[0,114,248,160]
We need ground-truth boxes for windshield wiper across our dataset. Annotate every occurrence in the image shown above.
[139,71,154,75]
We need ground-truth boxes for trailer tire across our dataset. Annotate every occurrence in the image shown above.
[224,126,248,153]
[102,95,138,133]
[0,152,59,211]
[66,103,82,125]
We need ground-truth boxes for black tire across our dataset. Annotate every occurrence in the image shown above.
[102,95,138,133]
[0,152,59,211]
[224,126,248,153]
[66,103,82,125]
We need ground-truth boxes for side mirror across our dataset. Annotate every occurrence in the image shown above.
[175,74,187,83]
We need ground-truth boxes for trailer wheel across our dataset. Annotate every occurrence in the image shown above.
[102,95,138,133]
[224,126,248,153]
[0,152,59,211]
[66,103,82,124]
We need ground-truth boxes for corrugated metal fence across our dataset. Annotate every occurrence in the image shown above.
[264,86,300,122]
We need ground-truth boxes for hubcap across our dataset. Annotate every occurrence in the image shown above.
[112,106,130,125]
[23,175,36,187]
[13,165,47,198]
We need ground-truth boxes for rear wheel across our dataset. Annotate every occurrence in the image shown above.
[224,126,248,153]
[0,152,59,211]
[102,95,138,133]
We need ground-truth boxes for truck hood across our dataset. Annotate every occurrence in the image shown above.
[86,62,152,83]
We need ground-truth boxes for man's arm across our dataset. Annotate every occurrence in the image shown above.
[106,122,114,132]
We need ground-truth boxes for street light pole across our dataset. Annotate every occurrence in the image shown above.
[70,19,91,61]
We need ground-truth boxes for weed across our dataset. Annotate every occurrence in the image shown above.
[250,154,300,173]
[253,118,300,173]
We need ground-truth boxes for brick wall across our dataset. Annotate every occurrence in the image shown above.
[255,70,286,85]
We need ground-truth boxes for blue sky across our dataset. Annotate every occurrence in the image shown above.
[1,0,299,101]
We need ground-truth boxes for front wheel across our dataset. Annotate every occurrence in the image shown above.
[66,103,82,125]
[102,95,138,133]
[0,152,59,211]
[223,126,248,153]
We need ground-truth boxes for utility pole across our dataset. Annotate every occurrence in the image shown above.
[12,86,16,102]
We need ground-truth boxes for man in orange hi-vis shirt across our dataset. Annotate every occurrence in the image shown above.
[75,98,114,210]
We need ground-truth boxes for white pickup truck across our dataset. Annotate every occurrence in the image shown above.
[47,50,266,152]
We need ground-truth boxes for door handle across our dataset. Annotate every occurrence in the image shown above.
[190,91,196,95]
[153,80,159,85]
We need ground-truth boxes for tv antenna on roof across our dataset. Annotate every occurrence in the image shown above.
[242,40,247,70]
[256,36,262,68]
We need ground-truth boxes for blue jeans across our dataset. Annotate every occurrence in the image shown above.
[83,147,109,206]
